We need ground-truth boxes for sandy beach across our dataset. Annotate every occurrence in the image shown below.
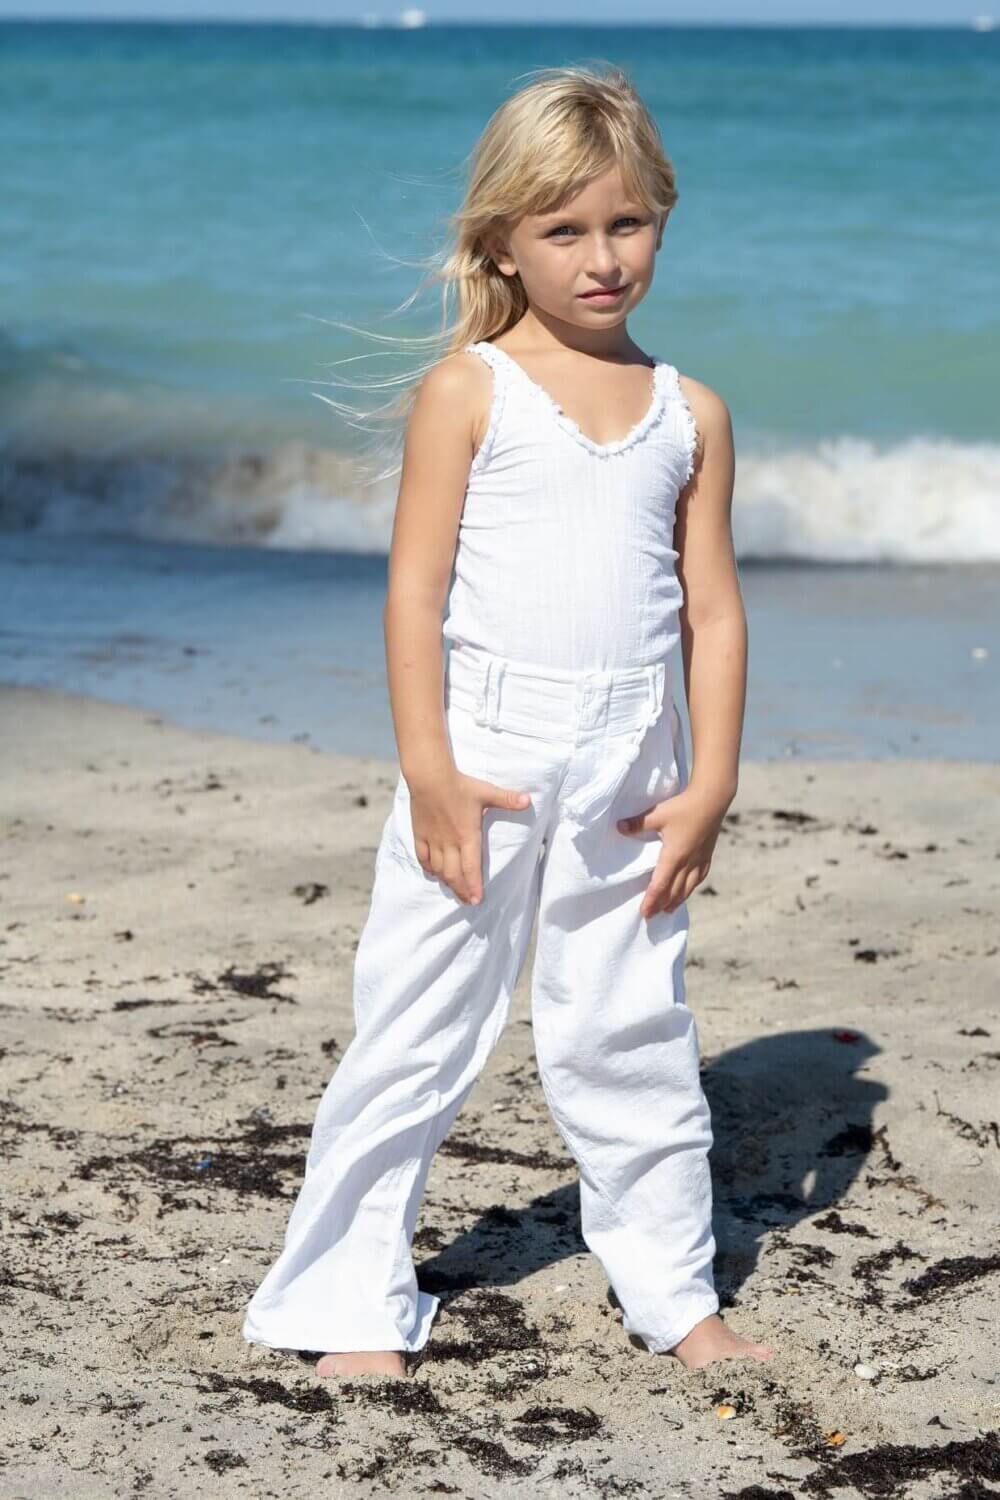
[2,681,998,1499]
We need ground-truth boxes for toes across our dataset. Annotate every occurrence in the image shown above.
[315,1352,407,1378]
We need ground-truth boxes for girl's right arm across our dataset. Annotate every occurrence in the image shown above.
[384,352,483,783]
[383,351,529,904]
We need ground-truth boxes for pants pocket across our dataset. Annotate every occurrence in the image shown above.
[384,701,532,884]
[611,708,681,837]
[556,708,683,887]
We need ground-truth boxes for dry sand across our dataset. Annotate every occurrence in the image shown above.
[2,682,998,1499]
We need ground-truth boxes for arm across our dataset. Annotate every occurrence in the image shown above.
[674,377,746,813]
[382,350,527,905]
[383,351,487,787]
[617,376,747,919]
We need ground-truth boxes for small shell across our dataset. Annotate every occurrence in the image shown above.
[854,1362,878,1380]
[824,1430,848,1446]
[715,1403,737,1420]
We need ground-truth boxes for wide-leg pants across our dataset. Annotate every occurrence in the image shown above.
[242,639,720,1356]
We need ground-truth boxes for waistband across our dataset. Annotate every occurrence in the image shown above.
[446,639,670,736]
[444,640,675,832]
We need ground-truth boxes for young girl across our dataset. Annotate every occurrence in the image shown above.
[243,62,774,1379]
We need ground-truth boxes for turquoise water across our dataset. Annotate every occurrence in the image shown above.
[2,20,998,561]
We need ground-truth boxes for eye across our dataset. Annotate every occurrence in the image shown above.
[546,216,644,238]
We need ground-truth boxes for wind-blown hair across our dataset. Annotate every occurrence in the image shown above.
[310,61,679,485]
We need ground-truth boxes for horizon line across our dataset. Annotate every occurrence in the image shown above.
[0,13,986,26]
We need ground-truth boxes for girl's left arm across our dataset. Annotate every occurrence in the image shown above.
[673,377,747,815]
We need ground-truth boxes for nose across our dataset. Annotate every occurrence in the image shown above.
[585,236,621,276]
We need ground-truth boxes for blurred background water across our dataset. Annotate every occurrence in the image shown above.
[1,20,997,756]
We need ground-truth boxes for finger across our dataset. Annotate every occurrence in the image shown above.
[617,806,654,835]
[640,874,663,919]
[650,868,695,917]
[480,780,532,812]
[441,843,472,903]
[641,863,679,919]
[460,839,483,905]
[438,844,468,903]
[657,887,681,916]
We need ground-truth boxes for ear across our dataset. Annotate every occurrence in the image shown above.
[482,234,517,278]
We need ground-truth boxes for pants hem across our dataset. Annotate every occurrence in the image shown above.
[241,1288,441,1355]
[629,1291,721,1354]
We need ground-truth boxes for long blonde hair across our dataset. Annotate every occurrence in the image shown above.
[312,61,679,486]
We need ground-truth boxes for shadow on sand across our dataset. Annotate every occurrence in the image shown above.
[412,1026,887,1322]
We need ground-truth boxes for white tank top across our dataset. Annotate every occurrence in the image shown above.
[441,339,697,673]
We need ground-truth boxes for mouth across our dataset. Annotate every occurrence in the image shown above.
[578,285,630,301]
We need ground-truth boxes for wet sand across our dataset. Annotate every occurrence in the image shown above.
[2,682,998,1498]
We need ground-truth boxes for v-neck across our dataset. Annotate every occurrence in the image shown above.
[473,341,666,458]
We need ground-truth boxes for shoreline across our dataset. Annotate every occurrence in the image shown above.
[3,681,998,1496]
[2,532,998,765]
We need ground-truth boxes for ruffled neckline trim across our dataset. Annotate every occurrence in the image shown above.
[467,340,670,460]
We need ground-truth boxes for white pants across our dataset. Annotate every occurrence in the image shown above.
[242,640,719,1356]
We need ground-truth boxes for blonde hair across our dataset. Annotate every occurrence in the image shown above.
[311,61,679,486]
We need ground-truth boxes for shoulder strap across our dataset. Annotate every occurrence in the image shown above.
[464,342,510,476]
[464,340,508,374]
[658,361,699,487]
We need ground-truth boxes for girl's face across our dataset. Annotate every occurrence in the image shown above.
[488,163,664,330]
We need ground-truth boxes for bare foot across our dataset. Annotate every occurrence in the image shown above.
[668,1313,775,1369]
[315,1350,407,1378]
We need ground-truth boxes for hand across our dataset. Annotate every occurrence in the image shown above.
[407,770,532,905]
[617,783,731,920]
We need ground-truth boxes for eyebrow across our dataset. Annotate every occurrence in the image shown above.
[536,205,646,222]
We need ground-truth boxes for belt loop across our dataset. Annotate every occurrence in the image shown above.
[474,657,494,727]
[474,655,506,730]
[648,660,664,720]
[489,659,506,729]
[572,673,589,743]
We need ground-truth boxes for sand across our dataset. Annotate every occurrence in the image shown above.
[2,681,998,1499]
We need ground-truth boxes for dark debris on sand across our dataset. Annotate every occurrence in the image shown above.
[812,1208,876,1239]
[437,1133,573,1172]
[508,1403,603,1445]
[337,1378,445,1416]
[895,1253,1000,1310]
[196,1370,337,1416]
[411,1287,544,1369]
[717,1394,1000,1500]
[203,1448,248,1474]
[851,1240,928,1309]
[0,1097,79,1158]
[76,1113,311,1211]
[193,961,297,1003]
[723,1488,800,1500]
[799,1429,1000,1498]
[251,1321,608,1486]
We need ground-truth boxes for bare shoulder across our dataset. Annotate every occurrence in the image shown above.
[675,372,733,442]
[414,347,490,403]
[409,348,493,455]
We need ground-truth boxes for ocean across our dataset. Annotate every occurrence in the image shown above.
[1,21,997,757]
